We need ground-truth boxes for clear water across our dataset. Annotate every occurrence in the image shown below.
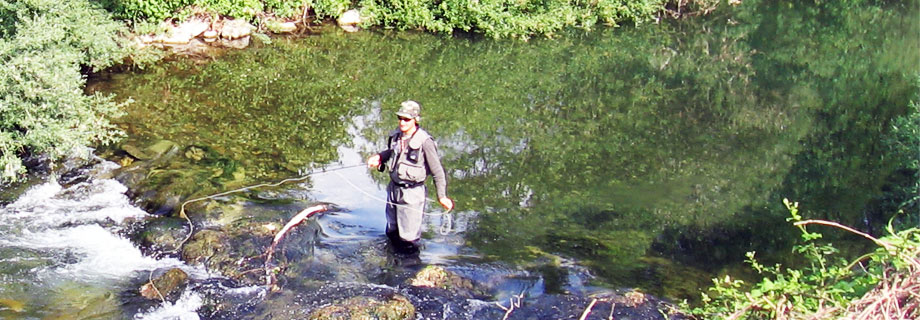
[1,0,918,317]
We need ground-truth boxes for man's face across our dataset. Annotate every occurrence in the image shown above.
[398,116,416,133]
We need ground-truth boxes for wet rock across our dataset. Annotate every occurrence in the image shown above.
[121,144,152,160]
[337,9,361,32]
[146,140,179,158]
[121,140,177,160]
[44,285,121,319]
[135,217,189,254]
[181,229,229,266]
[139,268,189,301]
[309,294,415,320]
[408,265,484,298]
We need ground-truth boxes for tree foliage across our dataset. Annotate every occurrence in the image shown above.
[0,0,130,182]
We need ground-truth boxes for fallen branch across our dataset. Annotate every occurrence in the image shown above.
[264,205,326,290]
[793,220,894,251]
[579,298,598,320]
[496,291,524,320]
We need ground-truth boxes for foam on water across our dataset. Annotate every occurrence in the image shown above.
[134,288,204,320]
[2,179,147,226]
[12,224,184,282]
[0,164,206,317]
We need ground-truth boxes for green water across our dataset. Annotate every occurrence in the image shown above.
[96,0,919,301]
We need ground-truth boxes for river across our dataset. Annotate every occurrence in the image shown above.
[1,0,917,318]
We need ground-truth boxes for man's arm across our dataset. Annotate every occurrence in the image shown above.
[422,140,452,210]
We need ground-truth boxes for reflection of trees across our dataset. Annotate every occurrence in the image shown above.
[357,1,918,299]
[103,1,918,299]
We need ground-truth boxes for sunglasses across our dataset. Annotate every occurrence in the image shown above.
[398,117,414,122]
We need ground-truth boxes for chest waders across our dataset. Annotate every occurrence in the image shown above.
[384,128,432,251]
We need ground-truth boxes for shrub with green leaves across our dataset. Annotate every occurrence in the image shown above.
[100,0,671,38]
[0,0,129,182]
[686,199,920,319]
[358,0,666,39]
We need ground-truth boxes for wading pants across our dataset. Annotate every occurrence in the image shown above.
[385,182,426,245]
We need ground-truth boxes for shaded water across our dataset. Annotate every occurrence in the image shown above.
[2,0,919,318]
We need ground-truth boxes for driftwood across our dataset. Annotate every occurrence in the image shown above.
[263,204,327,290]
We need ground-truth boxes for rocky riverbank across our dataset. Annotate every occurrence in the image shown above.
[98,139,687,319]
[131,9,363,56]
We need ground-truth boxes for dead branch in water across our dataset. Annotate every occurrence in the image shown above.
[263,205,326,290]
[496,291,524,320]
[579,298,598,320]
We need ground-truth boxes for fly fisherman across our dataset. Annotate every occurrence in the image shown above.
[366,100,454,254]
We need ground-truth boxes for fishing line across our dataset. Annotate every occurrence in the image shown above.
[330,169,453,235]
[171,163,365,254]
[172,162,454,254]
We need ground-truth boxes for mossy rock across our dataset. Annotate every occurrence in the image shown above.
[408,266,486,298]
[121,140,177,161]
[135,217,189,253]
[181,229,229,265]
[309,294,415,320]
[140,268,189,301]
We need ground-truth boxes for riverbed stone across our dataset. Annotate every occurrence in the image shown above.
[181,229,228,265]
[139,268,189,301]
[408,265,483,298]
[309,294,415,320]
[135,217,189,254]
[121,140,177,161]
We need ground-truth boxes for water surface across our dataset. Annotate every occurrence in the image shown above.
[1,0,917,317]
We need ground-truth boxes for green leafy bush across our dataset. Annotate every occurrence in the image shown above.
[100,0,194,21]
[100,0,673,38]
[0,0,129,182]
[358,0,665,39]
[686,199,920,319]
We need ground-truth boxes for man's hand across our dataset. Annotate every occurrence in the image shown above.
[439,197,454,212]
[367,154,381,169]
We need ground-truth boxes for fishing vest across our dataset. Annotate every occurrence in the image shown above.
[386,128,433,186]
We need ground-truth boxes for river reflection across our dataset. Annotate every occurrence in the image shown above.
[90,0,919,305]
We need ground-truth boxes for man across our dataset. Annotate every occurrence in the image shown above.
[366,100,454,254]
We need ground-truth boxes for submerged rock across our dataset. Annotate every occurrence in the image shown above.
[135,217,189,254]
[139,268,189,301]
[309,294,415,320]
[408,265,484,298]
